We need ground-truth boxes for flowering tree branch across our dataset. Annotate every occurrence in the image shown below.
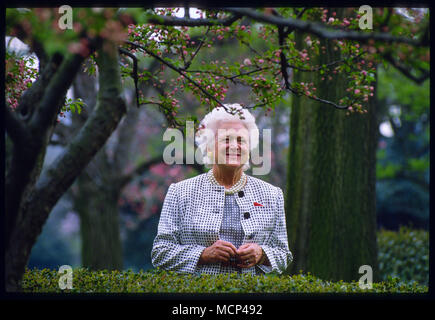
[277,22,350,110]
[119,47,139,107]
[124,40,231,113]
[224,8,429,47]
[181,27,210,71]
[133,8,397,115]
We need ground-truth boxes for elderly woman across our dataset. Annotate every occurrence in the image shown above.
[151,104,292,275]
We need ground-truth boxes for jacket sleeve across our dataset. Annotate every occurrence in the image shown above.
[257,186,293,274]
[151,183,206,273]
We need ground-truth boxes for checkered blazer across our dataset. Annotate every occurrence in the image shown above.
[151,171,293,275]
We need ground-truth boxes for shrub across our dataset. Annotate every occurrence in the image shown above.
[21,268,427,294]
[377,227,429,286]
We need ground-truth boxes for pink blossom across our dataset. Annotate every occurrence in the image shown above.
[354,89,360,94]
[243,58,252,66]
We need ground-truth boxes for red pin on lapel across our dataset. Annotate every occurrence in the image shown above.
[254,202,264,207]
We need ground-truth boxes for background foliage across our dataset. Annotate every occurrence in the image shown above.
[377,227,429,286]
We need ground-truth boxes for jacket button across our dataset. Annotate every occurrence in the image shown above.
[238,191,244,197]
[243,212,250,219]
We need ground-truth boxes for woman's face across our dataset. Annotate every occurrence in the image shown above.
[212,121,250,169]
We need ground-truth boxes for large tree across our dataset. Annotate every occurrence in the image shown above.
[286,9,379,281]
[5,38,126,291]
[5,7,429,291]
[285,7,428,281]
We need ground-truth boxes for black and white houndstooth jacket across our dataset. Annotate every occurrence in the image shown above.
[151,171,293,275]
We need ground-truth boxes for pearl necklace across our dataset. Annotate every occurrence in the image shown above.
[207,169,247,195]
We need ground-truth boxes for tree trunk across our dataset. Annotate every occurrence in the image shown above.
[286,20,378,281]
[5,41,126,291]
[68,61,123,270]
[75,171,123,270]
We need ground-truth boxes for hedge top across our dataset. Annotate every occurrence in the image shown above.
[21,268,428,294]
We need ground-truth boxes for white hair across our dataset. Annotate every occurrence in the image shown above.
[195,103,259,171]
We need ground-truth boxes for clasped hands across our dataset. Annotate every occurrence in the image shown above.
[198,240,265,268]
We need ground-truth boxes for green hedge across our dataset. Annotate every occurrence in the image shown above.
[21,228,429,293]
[377,227,429,286]
[21,268,427,293]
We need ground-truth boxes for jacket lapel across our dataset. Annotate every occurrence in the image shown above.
[235,176,256,241]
